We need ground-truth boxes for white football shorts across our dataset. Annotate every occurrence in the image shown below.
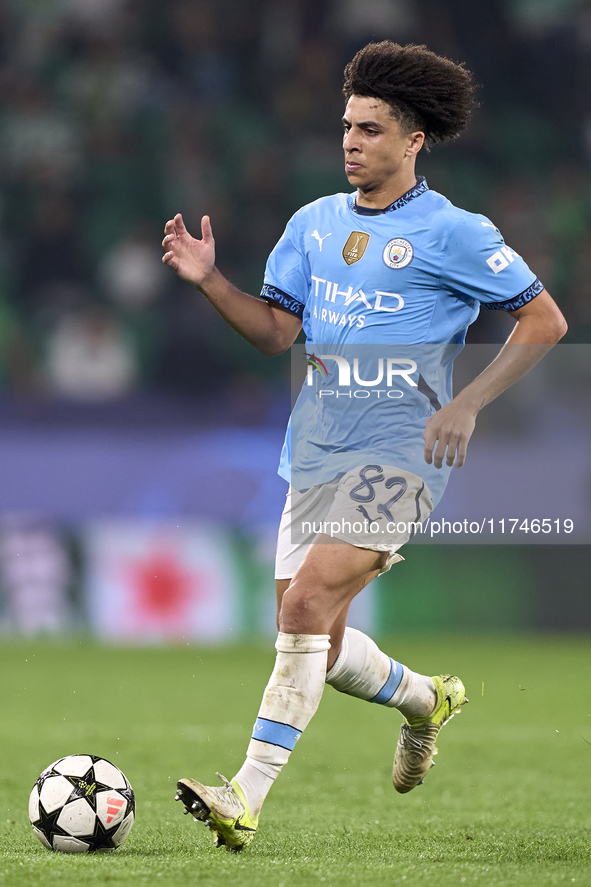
[275,464,433,580]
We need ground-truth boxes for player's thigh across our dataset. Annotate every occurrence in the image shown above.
[294,533,387,595]
[280,534,386,632]
[279,537,384,600]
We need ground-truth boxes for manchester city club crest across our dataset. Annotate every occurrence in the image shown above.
[383,238,414,269]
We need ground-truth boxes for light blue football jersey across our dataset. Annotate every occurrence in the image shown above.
[261,177,542,504]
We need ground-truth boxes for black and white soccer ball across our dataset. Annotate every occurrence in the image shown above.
[29,754,135,853]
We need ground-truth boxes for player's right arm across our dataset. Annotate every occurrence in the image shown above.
[425,215,568,469]
[162,213,302,356]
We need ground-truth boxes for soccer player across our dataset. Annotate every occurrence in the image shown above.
[162,42,567,851]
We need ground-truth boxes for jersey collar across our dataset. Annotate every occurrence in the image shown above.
[349,176,428,215]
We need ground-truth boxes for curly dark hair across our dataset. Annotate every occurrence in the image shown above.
[343,42,477,149]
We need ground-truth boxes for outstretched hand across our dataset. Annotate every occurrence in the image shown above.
[423,398,478,469]
[162,213,215,288]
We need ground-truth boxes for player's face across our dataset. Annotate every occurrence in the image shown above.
[342,95,423,198]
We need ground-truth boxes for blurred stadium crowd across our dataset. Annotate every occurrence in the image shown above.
[0,0,590,413]
[0,0,590,636]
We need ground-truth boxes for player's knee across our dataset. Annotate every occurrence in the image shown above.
[278,594,316,632]
[278,583,326,633]
[278,576,348,634]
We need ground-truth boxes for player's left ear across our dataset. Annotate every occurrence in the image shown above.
[406,131,425,157]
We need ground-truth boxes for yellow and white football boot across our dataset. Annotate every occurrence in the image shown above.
[175,772,258,852]
[393,674,468,793]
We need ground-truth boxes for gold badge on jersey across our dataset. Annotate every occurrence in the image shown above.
[342,231,370,265]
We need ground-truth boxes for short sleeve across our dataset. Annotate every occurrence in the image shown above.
[261,213,310,319]
[440,215,544,312]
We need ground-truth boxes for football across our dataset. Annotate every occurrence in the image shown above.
[29,754,135,853]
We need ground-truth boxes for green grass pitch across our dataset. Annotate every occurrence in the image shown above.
[0,635,589,887]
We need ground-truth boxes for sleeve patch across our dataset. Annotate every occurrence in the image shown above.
[482,278,544,312]
[260,284,304,319]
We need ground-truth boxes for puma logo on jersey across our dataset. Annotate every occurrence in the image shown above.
[311,230,332,251]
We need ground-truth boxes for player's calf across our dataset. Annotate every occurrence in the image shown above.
[325,629,468,792]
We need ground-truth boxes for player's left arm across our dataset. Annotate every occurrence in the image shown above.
[423,288,567,469]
